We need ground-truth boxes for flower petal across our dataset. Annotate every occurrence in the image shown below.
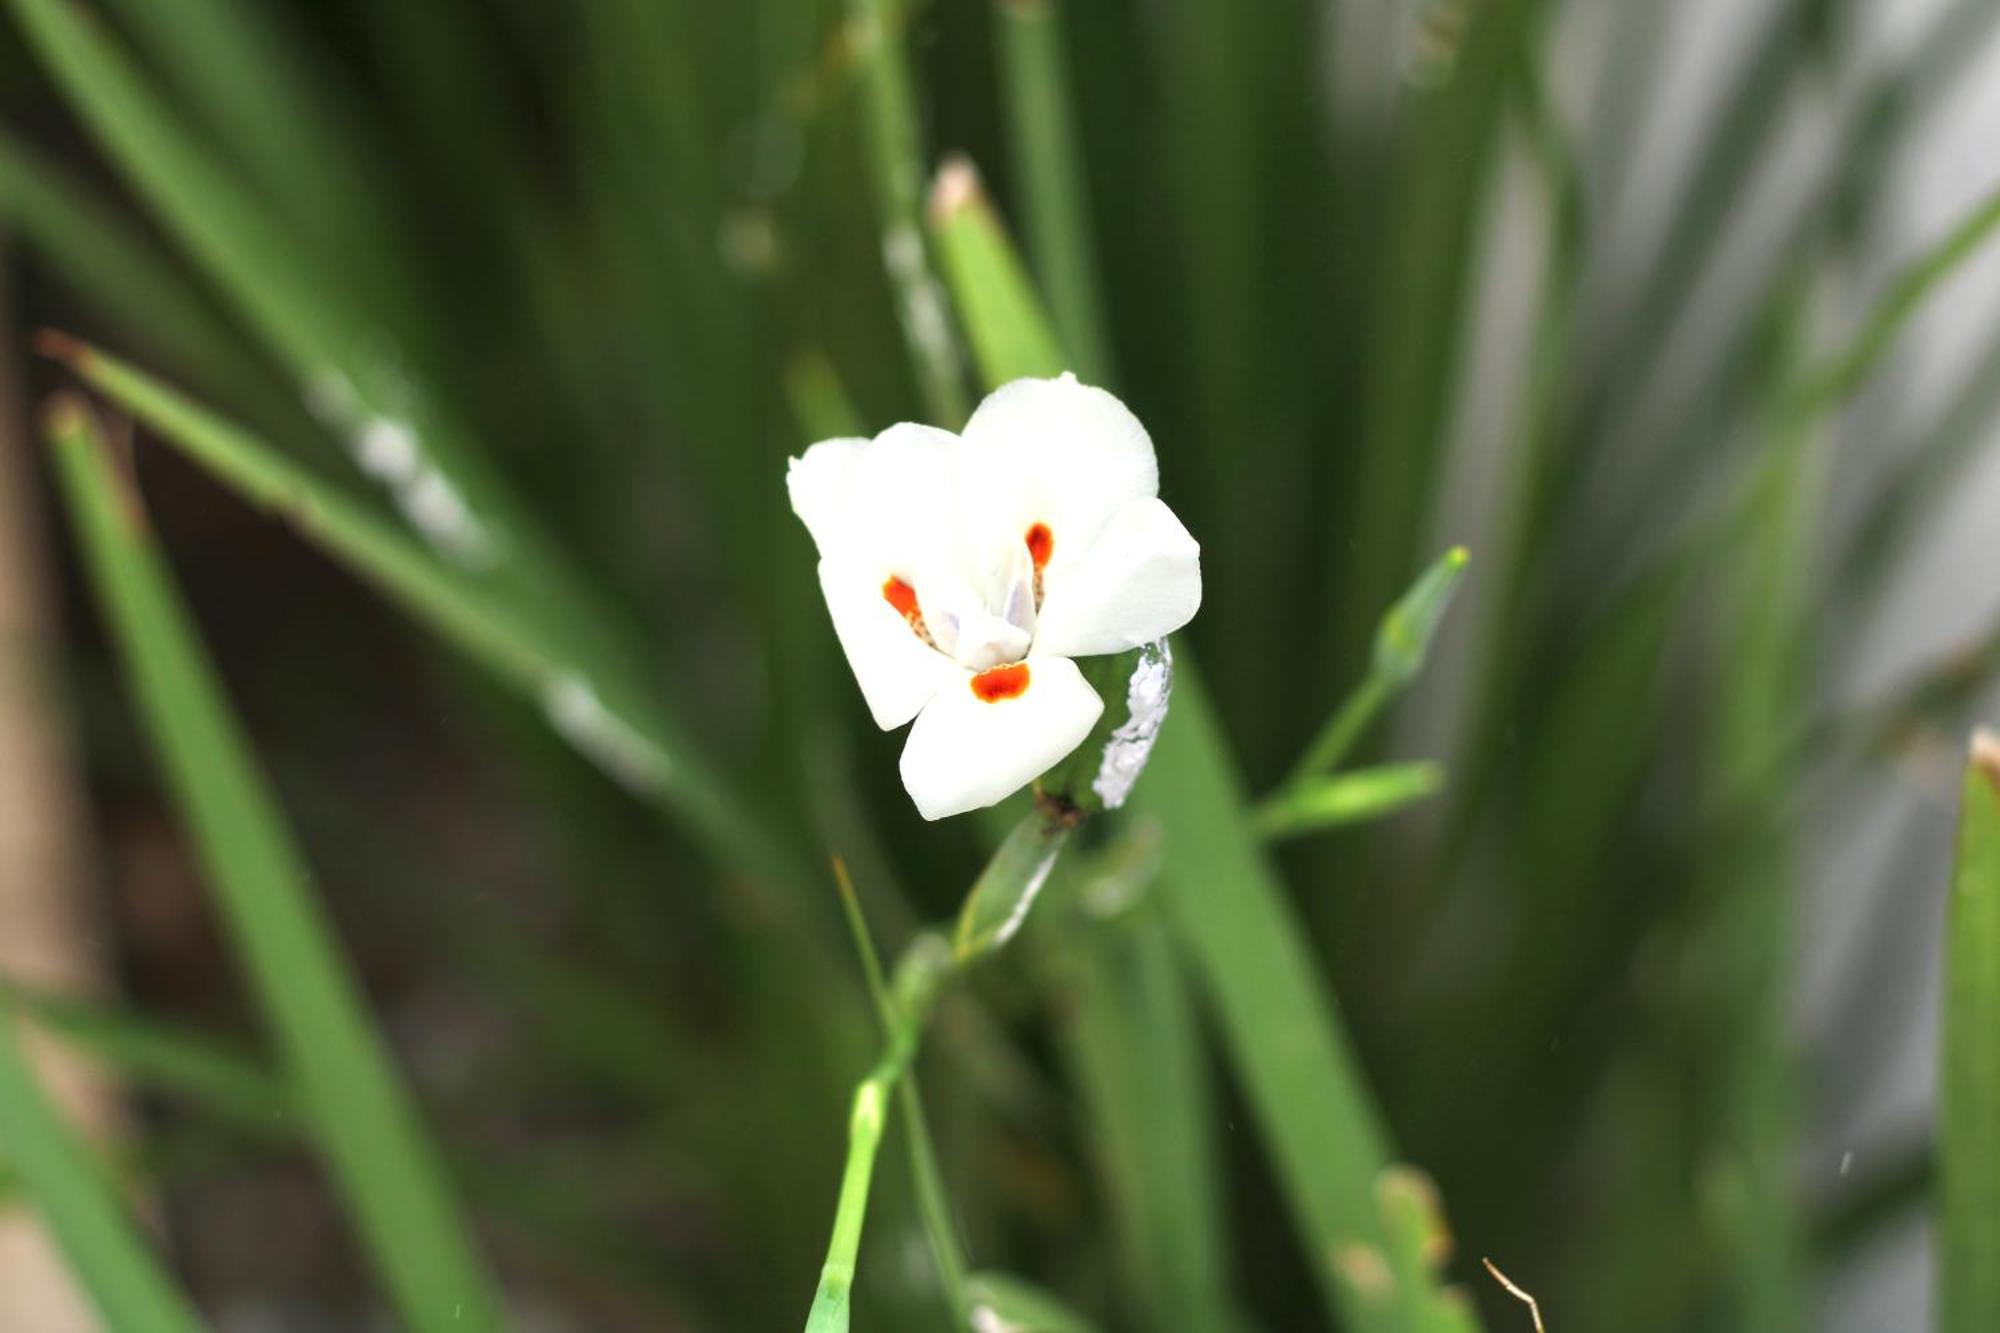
[1032,498,1202,659]
[818,557,959,730]
[958,374,1158,565]
[899,654,1104,820]
[787,423,960,566]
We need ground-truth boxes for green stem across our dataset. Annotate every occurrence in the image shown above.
[807,1069,900,1332]
[1283,671,1390,791]
[806,809,1065,1330]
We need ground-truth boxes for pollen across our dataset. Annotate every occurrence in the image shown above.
[970,662,1030,702]
[1025,522,1053,569]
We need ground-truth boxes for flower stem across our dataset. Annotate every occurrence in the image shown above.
[805,810,1068,1330]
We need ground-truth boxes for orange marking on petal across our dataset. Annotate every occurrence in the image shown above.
[970,662,1031,702]
[883,576,920,620]
[1025,522,1053,570]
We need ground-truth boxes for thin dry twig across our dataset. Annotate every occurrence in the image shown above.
[1483,1256,1546,1333]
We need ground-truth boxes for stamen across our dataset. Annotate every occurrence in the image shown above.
[883,576,935,646]
[1025,523,1052,609]
[1025,523,1053,569]
[970,662,1030,702]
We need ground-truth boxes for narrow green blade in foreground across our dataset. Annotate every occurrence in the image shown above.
[0,1016,205,1333]
[43,397,506,1333]
[1941,730,2000,1333]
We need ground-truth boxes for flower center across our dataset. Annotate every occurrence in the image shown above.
[970,662,1030,702]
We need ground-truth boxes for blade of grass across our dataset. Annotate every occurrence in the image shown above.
[1790,180,2000,417]
[928,159,1067,384]
[1342,0,1540,654]
[1940,732,2000,1332]
[44,394,505,1332]
[994,0,1113,383]
[842,0,968,423]
[0,133,279,419]
[0,1015,205,1333]
[0,985,293,1133]
[1047,893,1237,1332]
[41,335,816,902]
[10,0,607,654]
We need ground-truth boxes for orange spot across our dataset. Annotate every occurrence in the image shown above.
[883,576,920,621]
[970,662,1030,702]
[1025,522,1053,569]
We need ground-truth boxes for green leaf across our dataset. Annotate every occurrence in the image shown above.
[43,396,506,1333]
[1793,178,2000,417]
[1255,762,1446,841]
[927,157,1068,386]
[954,809,1073,962]
[1941,732,2000,1333]
[995,0,1113,384]
[0,985,293,1135]
[0,1016,205,1333]
[44,337,818,901]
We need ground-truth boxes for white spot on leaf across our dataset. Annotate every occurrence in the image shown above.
[1093,640,1173,809]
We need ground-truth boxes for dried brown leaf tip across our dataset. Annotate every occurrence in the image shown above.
[926,154,984,227]
[31,328,88,365]
[1973,728,2000,793]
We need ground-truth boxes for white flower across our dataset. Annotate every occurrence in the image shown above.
[788,374,1202,820]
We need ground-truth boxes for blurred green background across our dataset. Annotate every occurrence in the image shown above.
[2,0,1999,1329]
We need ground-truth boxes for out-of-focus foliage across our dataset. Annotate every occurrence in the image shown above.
[0,0,1998,1329]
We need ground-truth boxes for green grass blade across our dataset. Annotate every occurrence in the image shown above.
[1255,761,1446,841]
[1940,732,2000,1332]
[44,336,815,899]
[843,0,968,423]
[1053,900,1237,1331]
[43,395,506,1333]
[1,985,294,1133]
[1792,179,2000,416]
[995,0,1114,383]
[95,0,385,260]
[928,159,1067,384]
[0,132,275,412]
[0,1015,206,1333]
[8,0,356,380]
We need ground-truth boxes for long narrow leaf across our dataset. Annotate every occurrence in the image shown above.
[44,394,506,1333]
[0,1016,205,1333]
[1940,732,2000,1332]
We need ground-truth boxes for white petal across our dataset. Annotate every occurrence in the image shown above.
[958,374,1158,564]
[899,655,1104,821]
[787,423,960,566]
[1032,498,1202,659]
[818,558,959,730]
